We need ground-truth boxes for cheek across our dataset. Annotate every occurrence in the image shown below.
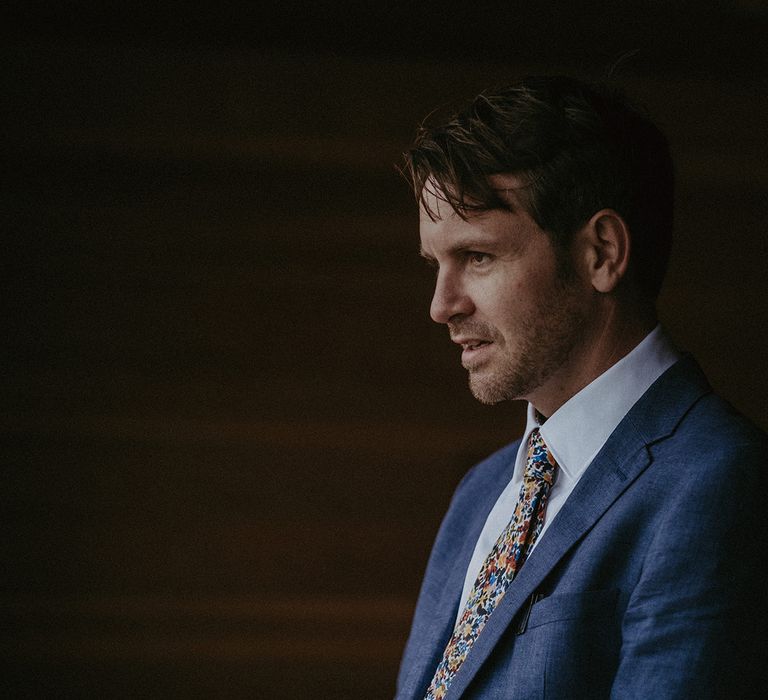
[475,278,531,325]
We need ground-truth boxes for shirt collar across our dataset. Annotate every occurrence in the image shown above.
[522,325,680,482]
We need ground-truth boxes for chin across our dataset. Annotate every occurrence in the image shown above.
[468,372,522,405]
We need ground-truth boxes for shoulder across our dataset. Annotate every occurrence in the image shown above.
[451,439,522,503]
[636,388,768,561]
[627,354,768,483]
[396,437,524,687]
[657,389,768,480]
[420,439,522,573]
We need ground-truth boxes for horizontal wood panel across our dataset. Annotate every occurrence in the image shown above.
[3,595,408,698]
[4,594,412,653]
[5,48,767,171]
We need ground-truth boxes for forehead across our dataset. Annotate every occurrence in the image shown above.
[419,173,529,208]
[418,181,458,223]
[419,204,539,266]
[419,173,531,220]
[419,175,539,249]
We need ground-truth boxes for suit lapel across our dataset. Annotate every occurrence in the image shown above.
[444,356,712,698]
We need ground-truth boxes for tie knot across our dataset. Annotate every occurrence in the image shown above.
[525,428,557,485]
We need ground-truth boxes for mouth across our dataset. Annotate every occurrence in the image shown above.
[455,339,494,366]
[461,340,492,351]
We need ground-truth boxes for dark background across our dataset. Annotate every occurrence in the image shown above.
[3,1,767,697]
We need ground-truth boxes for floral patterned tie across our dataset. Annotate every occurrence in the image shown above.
[424,428,558,699]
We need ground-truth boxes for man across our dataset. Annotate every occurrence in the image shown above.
[396,76,767,699]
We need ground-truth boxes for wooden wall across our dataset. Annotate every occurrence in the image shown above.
[4,8,768,697]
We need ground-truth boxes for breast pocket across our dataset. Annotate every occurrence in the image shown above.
[526,589,621,699]
[526,587,619,630]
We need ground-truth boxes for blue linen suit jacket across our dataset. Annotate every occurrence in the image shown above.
[396,357,768,699]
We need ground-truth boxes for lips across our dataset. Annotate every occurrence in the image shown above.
[449,326,498,367]
[463,340,491,351]
[452,337,494,367]
[452,336,493,350]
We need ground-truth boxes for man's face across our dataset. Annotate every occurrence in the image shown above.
[419,181,592,407]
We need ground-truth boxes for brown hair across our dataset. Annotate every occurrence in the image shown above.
[404,76,674,299]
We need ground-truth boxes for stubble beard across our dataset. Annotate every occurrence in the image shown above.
[462,280,589,406]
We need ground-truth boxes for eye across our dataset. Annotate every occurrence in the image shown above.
[467,251,491,266]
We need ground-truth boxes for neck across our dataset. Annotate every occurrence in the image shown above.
[528,301,657,417]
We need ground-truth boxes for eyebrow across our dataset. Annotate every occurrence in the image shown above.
[420,236,500,260]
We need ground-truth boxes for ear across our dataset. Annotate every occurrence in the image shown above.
[576,209,631,293]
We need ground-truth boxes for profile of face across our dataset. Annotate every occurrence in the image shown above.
[419,180,592,406]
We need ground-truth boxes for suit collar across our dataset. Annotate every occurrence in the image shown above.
[442,355,712,698]
[538,324,680,481]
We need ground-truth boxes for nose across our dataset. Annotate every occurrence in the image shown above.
[430,268,474,324]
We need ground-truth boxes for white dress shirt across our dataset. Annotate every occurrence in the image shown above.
[455,325,681,623]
